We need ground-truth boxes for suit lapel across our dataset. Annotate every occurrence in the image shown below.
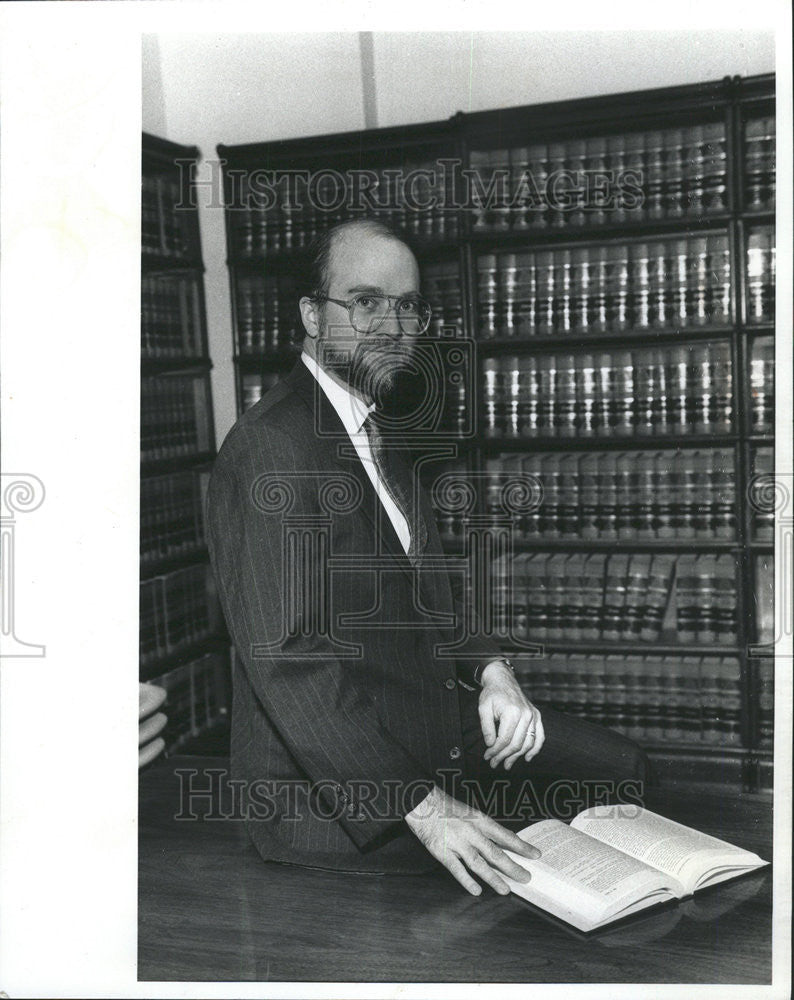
[282,360,422,580]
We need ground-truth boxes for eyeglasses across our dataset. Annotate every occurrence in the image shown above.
[313,292,433,337]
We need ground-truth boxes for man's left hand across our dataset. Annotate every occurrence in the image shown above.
[479,661,545,770]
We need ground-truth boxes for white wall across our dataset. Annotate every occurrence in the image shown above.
[142,30,776,446]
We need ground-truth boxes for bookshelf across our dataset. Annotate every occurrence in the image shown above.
[217,74,776,790]
[141,133,230,757]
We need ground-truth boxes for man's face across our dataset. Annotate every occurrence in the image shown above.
[317,232,421,405]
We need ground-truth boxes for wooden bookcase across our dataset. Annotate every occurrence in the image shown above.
[216,74,776,789]
[141,133,230,756]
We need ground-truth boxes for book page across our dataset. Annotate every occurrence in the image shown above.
[504,819,681,928]
[571,806,766,891]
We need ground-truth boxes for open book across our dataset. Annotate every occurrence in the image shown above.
[504,805,768,933]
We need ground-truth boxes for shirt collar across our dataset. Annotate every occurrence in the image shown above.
[300,350,375,435]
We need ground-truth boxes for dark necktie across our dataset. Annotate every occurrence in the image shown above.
[362,414,427,566]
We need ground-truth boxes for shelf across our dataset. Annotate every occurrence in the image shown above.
[141,452,216,477]
[140,546,209,580]
[477,327,734,351]
[508,641,741,656]
[739,209,776,223]
[227,236,461,270]
[482,434,737,452]
[464,213,733,251]
[644,742,749,756]
[501,538,741,553]
[236,349,301,369]
[142,254,204,274]
[140,632,230,682]
[142,357,212,374]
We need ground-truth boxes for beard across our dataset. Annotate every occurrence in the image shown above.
[319,331,414,406]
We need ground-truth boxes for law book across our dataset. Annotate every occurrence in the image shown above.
[756,658,774,748]
[580,554,606,640]
[545,554,568,639]
[644,131,666,220]
[514,253,536,337]
[745,116,776,210]
[663,129,685,219]
[708,234,732,325]
[746,229,775,322]
[504,805,767,933]
[563,554,587,639]
[702,122,728,214]
[749,337,774,433]
[622,553,651,640]
[751,446,774,540]
[641,554,676,641]
[525,553,550,638]
[478,255,498,338]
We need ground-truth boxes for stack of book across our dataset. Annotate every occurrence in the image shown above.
[140,470,208,566]
[482,449,735,540]
[492,551,737,644]
[744,117,776,210]
[477,236,731,338]
[141,375,212,462]
[482,345,733,438]
[139,564,219,668]
[516,653,742,745]
[468,122,727,231]
[235,273,300,354]
[141,275,202,358]
[230,155,459,259]
[142,173,193,258]
[147,651,229,754]
[423,262,464,336]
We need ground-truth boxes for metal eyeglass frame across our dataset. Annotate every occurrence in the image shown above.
[312,292,433,337]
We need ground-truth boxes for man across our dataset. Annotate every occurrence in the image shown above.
[206,217,650,895]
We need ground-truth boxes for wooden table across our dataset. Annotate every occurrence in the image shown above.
[139,755,772,984]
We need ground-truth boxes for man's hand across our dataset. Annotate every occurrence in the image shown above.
[405,786,541,896]
[479,660,545,770]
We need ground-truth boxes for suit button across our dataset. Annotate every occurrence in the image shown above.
[449,746,461,760]
[444,677,457,690]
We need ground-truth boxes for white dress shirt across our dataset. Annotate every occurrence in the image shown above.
[300,351,411,554]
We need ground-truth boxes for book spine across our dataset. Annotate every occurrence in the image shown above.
[641,554,675,641]
[622,554,650,640]
[750,338,774,433]
[756,658,774,747]
[675,554,698,642]
[602,554,629,641]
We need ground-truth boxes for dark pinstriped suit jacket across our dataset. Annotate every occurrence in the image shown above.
[206,359,503,872]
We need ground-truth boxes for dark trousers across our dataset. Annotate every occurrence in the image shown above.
[451,687,656,830]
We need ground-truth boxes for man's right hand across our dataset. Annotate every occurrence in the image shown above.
[404,785,541,896]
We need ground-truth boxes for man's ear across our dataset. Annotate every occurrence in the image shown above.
[299,296,321,339]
